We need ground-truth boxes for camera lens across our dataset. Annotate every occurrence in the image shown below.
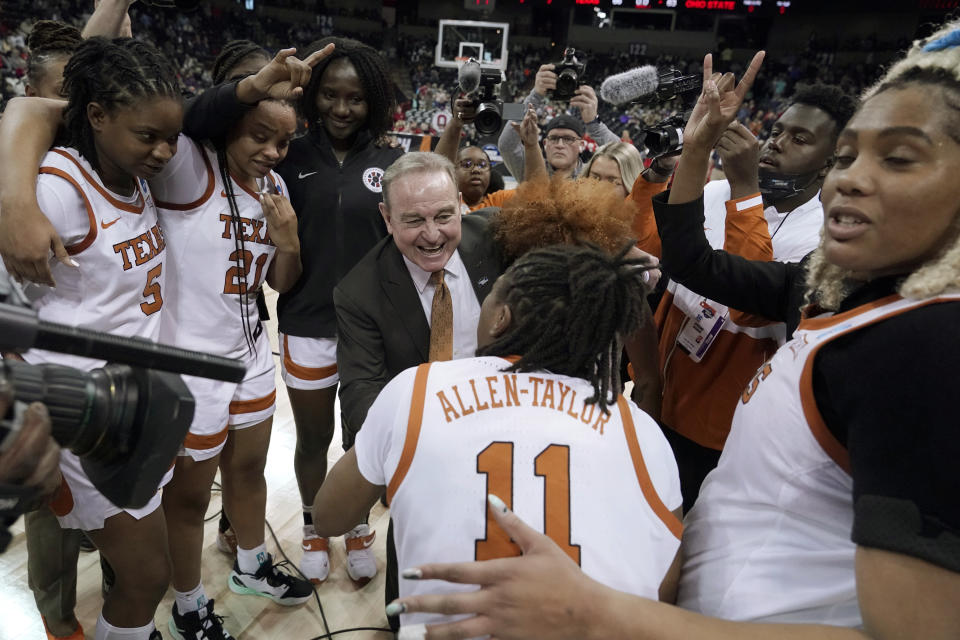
[474,103,503,136]
[3,361,138,464]
[643,127,683,157]
[555,70,578,100]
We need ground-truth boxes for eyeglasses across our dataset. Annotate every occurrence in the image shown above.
[457,159,490,170]
[544,135,581,146]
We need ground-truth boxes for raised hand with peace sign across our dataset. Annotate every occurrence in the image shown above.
[237,44,336,104]
[669,51,765,205]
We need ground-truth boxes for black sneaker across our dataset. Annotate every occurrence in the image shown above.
[149,628,163,640]
[228,553,313,606]
[168,599,234,640]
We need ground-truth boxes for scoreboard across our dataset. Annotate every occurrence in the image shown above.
[573,0,957,10]
[572,0,791,12]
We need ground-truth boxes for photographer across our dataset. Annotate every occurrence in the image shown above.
[497,62,619,181]
[435,102,546,211]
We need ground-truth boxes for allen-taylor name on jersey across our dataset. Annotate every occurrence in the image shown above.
[435,374,612,434]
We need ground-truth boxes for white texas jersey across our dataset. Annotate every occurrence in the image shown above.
[151,137,284,358]
[678,294,960,625]
[666,179,824,345]
[356,356,683,628]
[24,147,165,371]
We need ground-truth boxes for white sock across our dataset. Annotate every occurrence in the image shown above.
[237,542,268,574]
[94,613,156,640]
[174,582,208,615]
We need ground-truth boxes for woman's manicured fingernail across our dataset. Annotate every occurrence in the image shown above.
[401,567,422,580]
[488,494,509,513]
[385,601,406,616]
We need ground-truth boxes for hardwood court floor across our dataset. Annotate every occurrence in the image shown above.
[0,289,393,640]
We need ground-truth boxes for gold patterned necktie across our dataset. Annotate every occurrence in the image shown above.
[429,270,453,361]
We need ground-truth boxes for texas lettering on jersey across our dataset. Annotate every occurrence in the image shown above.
[435,374,612,434]
[218,213,274,246]
[112,223,166,271]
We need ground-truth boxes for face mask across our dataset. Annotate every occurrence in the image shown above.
[758,167,821,202]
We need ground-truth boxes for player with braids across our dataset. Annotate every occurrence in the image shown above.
[145,47,330,639]
[476,244,647,411]
[24,20,82,99]
[313,243,682,634]
[205,38,276,559]
[184,39,402,583]
[389,28,960,640]
[62,38,181,177]
[0,37,181,640]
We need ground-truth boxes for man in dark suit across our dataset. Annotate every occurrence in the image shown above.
[335,152,502,442]
[333,152,502,614]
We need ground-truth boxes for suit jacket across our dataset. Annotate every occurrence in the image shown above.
[334,208,503,438]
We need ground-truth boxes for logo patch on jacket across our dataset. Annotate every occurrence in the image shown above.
[362,167,385,193]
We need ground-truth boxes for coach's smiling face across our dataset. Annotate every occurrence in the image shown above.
[379,170,462,274]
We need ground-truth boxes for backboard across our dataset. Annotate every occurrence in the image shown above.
[435,19,509,71]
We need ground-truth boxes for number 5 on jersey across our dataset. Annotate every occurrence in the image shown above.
[475,441,581,565]
[140,264,163,315]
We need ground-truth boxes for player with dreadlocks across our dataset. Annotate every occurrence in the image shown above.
[312,244,683,633]
[0,36,180,640]
[183,34,405,584]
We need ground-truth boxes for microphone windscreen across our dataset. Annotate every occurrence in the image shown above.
[458,59,482,94]
[599,65,659,105]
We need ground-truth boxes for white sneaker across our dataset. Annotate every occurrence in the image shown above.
[299,525,330,584]
[344,524,377,585]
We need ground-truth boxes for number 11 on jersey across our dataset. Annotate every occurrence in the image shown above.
[475,441,581,565]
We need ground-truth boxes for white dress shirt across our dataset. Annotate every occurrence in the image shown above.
[403,249,482,360]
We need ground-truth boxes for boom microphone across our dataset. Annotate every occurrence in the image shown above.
[458,58,482,94]
[0,304,245,383]
[600,66,702,105]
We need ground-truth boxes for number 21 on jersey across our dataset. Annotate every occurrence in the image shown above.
[224,249,269,294]
[475,441,581,565]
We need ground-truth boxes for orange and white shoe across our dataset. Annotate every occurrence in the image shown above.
[299,525,330,584]
[344,524,377,585]
[42,617,83,640]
